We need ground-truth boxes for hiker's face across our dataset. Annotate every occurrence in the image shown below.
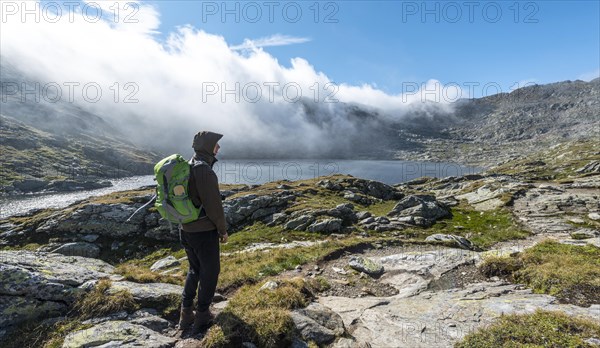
[213,143,220,155]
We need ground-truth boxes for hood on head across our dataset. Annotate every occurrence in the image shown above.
[192,131,223,156]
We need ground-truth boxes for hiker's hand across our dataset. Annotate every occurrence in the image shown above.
[220,232,228,244]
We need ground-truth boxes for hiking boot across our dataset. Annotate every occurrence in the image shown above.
[178,306,195,330]
[192,309,214,334]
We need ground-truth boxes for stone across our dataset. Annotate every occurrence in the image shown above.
[319,281,600,348]
[355,211,372,220]
[589,212,600,221]
[224,192,295,228]
[130,314,171,333]
[260,280,279,291]
[149,256,180,272]
[0,296,66,332]
[570,229,598,240]
[425,234,477,250]
[585,338,600,346]
[0,251,114,303]
[144,225,178,241]
[62,321,176,348]
[307,218,343,233]
[343,192,373,205]
[80,234,99,242]
[108,281,182,309]
[291,302,345,345]
[284,215,316,231]
[388,195,450,227]
[359,216,375,225]
[348,256,384,276]
[332,267,347,275]
[327,204,358,225]
[50,242,100,258]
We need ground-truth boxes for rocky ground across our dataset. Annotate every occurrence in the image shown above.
[0,141,599,347]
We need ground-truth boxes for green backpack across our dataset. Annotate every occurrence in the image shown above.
[154,154,203,224]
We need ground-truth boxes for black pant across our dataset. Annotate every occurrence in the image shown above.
[180,229,220,311]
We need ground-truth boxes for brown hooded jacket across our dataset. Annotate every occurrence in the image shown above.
[181,131,227,236]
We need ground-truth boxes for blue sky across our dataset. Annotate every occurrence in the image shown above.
[146,0,600,96]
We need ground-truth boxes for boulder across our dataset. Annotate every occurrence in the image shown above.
[0,251,114,303]
[108,281,182,309]
[0,296,66,331]
[307,218,343,233]
[388,195,450,227]
[37,203,146,238]
[327,204,358,225]
[50,242,100,258]
[291,302,345,345]
[343,192,373,205]
[570,229,598,240]
[150,256,180,272]
[348,256,384,276]
[284,215,316,231]
[355,211,372,220]
[0,251,115,335]
[224,192,296,229]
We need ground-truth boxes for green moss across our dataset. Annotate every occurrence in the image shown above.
[455,309,600,348]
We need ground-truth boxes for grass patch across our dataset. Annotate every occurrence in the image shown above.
[202,277,327,347]
[222,222,324,253]
[455,309,600,348]
[73,279,138,319]
[365,200,397,217]
[426,205,530,249]
[84,188,154,206]
[218,236,396,292]
[6,209,58,230]
[479,240,600,306]
[112,246,188,284]
[490,140,600,181]
[114,263,185,285]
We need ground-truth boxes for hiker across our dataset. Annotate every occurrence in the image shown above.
[178,131,228,333]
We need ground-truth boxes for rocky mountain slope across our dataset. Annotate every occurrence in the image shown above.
[393,78,600,165]
[0,63,161,194]
[1,141,599,347]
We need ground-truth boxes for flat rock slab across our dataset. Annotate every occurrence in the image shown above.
[62,320,177,348]
[109,281,183,307]
[0,250,115,301]
[377,248,480,297]
[321,281,600,348]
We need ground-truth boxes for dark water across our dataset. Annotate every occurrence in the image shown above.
[0,160,481,219]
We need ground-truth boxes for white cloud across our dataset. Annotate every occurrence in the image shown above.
[1,1,454,158]
[230,34,311,50]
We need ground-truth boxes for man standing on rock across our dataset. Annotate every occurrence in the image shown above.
[178,131,228,334]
